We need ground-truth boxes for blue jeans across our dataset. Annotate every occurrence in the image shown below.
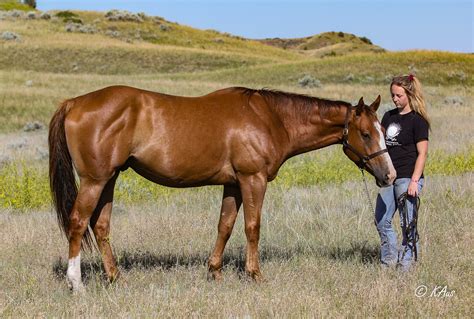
[374,178,424,270]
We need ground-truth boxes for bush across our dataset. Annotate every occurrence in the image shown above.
[55,10,82,23]
[298,74,321,88]
[24,0,36,8]
[55,10,77,19]
[360,36,372,45]
[105,10,144,22]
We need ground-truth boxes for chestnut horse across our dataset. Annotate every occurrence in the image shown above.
[49,86,395,291]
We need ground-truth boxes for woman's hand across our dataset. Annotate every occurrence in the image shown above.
[408,180,419,197]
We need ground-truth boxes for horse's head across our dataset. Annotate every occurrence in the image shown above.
[342,96,396,186]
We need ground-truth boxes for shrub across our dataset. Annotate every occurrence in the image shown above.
[360,36,372,45]
[105,10,144,23]
[298,74,321,88]
[24,0,36,8]
[55,10,82,23]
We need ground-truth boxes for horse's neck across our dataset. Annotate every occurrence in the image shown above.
[275,101,348,157]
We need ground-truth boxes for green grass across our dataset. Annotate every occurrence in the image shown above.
[0,0,32,11]
[0,161,49,211]
[1,149,472,210]
[169,51,473,87]
[0,44,273,74]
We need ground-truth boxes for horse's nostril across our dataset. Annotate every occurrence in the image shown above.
[384,172,396,185]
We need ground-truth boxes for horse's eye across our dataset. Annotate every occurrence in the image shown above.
[362,132,370,139]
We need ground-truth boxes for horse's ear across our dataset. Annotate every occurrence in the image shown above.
[370,95,381,112]
[356,97,364,115]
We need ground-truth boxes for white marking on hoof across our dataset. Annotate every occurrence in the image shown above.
[66,253,84,292]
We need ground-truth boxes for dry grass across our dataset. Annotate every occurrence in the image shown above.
[0,174,472,317]
[1,70,472,153]
[0,76,472,316]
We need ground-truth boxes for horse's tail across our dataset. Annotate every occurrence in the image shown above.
[48,100,94,250]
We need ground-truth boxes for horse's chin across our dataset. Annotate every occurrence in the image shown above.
[376,179,387,187]
[375,176,393,187]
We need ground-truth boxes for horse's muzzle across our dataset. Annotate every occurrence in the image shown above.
[376,171,396,187]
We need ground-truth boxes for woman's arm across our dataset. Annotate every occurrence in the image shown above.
[408,140,428,196]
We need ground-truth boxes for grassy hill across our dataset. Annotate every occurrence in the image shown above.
[0,9,301,74]
[168,50,473,87]
[0,7,472,85]
[259,31,385,57]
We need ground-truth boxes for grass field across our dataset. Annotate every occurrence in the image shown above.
[1,7,473,318]
[0,174,472,317]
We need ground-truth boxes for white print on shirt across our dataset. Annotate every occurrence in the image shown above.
[385,123,401,146]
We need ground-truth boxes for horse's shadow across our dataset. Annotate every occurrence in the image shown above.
[52,242,379,282]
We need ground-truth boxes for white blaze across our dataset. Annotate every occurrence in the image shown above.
[374,121,395,170]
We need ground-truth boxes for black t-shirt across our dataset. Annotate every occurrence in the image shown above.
[381,109,429,178]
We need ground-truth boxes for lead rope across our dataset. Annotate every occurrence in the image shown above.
[398,192,421,262]
[360,169,375,214]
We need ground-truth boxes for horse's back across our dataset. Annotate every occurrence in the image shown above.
[62,85,280,186]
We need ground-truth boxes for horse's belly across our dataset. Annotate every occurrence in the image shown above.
[129,150,236,188]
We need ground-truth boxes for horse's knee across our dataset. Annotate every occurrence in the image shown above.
[218,222,233,236]
[245,222,260,240]
[93,220,109,238]
[68,214,89,238]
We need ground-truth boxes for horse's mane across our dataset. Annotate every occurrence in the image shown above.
[236,87,351,121]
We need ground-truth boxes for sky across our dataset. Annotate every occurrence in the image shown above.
[37,0,473,53]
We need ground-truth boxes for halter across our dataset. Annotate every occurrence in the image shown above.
[341,106,388,169]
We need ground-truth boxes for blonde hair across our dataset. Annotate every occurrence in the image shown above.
[391,75,431,129]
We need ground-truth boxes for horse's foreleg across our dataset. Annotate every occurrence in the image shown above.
[208,185,242,281]
[239,173,267,282]
[91,173,120,283]
[67,178,107,292]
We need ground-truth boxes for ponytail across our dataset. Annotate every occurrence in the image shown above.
[391,75,431,129]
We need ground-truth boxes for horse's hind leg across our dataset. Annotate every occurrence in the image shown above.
[208,185,242,280]
[67,177,108,292]
[90,172,120,283]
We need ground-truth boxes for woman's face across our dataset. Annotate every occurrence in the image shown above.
[391,84,410,113]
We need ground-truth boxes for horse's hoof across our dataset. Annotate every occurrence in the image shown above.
[108,269,121,284]
[207,270,223,282]
[247,270,265,283]
[68,282,85,294]
[67,277,85,294]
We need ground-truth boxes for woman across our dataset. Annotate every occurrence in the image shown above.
[375,74,430,271]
